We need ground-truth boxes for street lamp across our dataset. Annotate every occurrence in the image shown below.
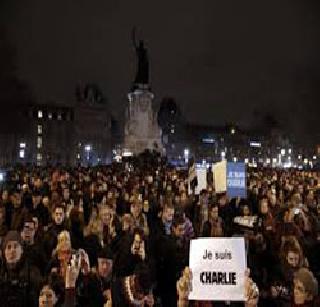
[85,145,92,161]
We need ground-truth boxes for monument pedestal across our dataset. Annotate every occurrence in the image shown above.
[123,84,163,155]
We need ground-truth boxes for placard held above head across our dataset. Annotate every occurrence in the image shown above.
[189,237,246,301]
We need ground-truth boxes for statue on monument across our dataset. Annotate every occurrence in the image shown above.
[132,27,149,86]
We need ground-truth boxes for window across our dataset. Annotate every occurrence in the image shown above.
[37,136,42,149]
[38,125,42,135]
[57,113,62,120]
[37,153,42,161]
[19,142,26,149]
[48,112,52,120]
[171,129,175,134]
[19,150,25,159]
[38,110,43,118]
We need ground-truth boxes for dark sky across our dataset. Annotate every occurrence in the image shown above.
[2,0,320,142]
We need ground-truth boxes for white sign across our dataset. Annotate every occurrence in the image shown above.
[195,168,207,195]
[213,161,227,193]
[188,167,207,195]
[189,237,246,301]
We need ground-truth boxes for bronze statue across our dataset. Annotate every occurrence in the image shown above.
[132,27,149,85]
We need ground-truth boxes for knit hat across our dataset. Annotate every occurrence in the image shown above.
[294,268,318,297]
[2,231,22,251]
[97,246,113,260]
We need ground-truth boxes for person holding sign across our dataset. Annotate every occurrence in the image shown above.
[176,267,259,307]
[186,237,259,306]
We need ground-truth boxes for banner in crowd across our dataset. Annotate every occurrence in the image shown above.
[213,161,227,193]
[226,162,247,198]
[189,237,246,301]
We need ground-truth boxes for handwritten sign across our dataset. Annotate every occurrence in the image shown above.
[189,237,246,301]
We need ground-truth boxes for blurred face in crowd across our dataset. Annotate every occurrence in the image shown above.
[21,221,36,244]
[39,285,57,307]
[293,278,313,305]
[287,250,300,268]
[57,242,72,264]
[35,178,42,189]
[5,240,23,264]
[107,191,113,199]
[2,190,9,201]
[173,222,185,238]
[132,233,143,253]
[243,205,250,216]
[12,192,22,208]
[131,201,142,218]
[122,214,132,231]
[162,206,175,224]
[100,206,113,225]
[0,208,5,224]
[210,206,219,220]
[63,188,70,200]
[174,195,181,205]
[260,200,269,215]
[32,216,39,232]
[180,192,188,204]
[53,208,65,225]
[42,196,50,207]
[98,257,113,279]
[32,195,42,207]
[269,194,277,206]
[218,196,227,207]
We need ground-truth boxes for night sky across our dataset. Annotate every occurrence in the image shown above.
[1,1,320,143]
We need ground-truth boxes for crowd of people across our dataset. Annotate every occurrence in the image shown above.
[0,151,319,306]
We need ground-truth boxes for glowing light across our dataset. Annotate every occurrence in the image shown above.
[85,145,92,152]
[249,142,261,148]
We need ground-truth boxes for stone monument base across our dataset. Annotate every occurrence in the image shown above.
[123,84,163,155]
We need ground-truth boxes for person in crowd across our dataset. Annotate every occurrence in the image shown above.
[202,203,224,237]
[0,158,319,306]
[20,215,47,275]
[0,231,42,306]
[44,205,69,259]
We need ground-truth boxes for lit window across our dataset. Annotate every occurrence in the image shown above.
[171,129,175,134]
[38,110,43,118]
[58,113,62,120]
[38,124,42,135]
[19,143,26,149]
[19,150,25,159]
[48,112,52,120]
[37,136,42,149]
[37,153,42,161]
[77,153,80,159]
[231,128,235,135]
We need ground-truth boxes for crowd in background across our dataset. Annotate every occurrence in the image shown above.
[0,151,319,307]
